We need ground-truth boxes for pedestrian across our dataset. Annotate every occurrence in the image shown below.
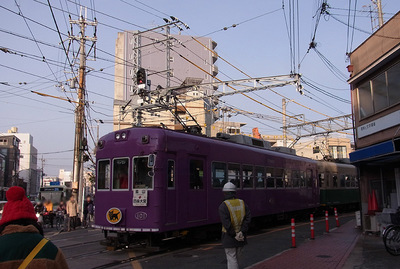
[56,201,68,231]
[83,195,94,228]
[219,182,251,269]
[0,186,69,269]
[66,196,78,232]
[44,199,54,228]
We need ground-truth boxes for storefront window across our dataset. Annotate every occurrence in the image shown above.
[388,62,400,106]
[358,81,373,119]
[372,72,389,112]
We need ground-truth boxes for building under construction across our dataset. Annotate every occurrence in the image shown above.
[113,30,218,135]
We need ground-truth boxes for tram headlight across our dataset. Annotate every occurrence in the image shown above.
[121,132,127,139]
[115,133,121,140]
[97,140,105,149]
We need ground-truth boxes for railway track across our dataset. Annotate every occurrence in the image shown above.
[57,213,357,269]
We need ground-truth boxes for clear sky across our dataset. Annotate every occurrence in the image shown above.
[1,0,399,176]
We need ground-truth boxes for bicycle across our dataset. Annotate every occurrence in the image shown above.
[55,211,64,231]
[383,213,400,256]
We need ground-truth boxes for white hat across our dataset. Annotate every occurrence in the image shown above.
[223,182,237,192]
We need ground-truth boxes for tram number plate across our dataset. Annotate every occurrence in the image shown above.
[133,189,148,206]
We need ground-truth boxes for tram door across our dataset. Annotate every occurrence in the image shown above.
[166,158,177,224]
[187,157,207,222]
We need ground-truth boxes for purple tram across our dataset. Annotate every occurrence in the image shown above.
[93,127,320,246]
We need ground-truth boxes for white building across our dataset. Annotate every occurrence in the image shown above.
[1,127,39,197]
[58,169,72,187]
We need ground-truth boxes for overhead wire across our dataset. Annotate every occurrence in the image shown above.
[191,37,349,121]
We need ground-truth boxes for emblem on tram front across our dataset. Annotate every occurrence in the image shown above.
[106,207,122,224]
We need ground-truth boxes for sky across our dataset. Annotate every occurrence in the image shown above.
[1,0,399,176]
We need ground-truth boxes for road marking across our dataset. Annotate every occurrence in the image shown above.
[129,251,143,269]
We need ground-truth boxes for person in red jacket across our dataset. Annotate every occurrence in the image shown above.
[0,186,68,269]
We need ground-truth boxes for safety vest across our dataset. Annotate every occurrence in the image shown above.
[222,199,245,233]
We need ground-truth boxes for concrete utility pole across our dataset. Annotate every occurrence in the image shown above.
[69,7,97,217]
[282,99,287,147]
[376,0,384,27]
[166,25,171,89]
[40,156,45,187]
[371,0,384,28]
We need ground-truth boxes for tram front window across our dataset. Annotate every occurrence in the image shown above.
[133,156,153,189]
[113,158,129,190]
[98,160,110,190]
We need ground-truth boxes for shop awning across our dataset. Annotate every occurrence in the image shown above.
[350,140,399,163]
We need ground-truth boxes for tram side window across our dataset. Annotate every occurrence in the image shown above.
[306,170,313,187]
[343,175,349,187]
[190,160,204,189]
[333,175,338,187]
[242,165,254,188]
[97,160,110,190]
[167,160,175,188]
[133,157,153,189]
[300,171,306,187]
[326,173,330,187]
[284,170,292,188]
[113,158,129,190]
[292,170,299,188]
[228,163,241,188]
[275,168,284,188]
[212,162,227,188]
[266,167,275,188]
[354,177,359,187]
[255,166,265,188]
[319,173,324,187]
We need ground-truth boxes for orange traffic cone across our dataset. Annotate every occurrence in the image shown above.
[367,193,373,215]
[371,190,379,212]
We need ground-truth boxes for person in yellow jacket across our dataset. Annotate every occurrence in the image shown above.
[219,182,251,269]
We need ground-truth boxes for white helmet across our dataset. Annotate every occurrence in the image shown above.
[223,182,237,192]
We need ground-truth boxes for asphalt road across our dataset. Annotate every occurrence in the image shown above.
[46,213,356,269]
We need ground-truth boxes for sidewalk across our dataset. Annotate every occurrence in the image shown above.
[248,220,360,269]
[342,231,400,268]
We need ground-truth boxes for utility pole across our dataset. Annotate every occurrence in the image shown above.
[166,25,171,89]
[40,156,45,187]
[69,7,97,217]
[376,0,384,27]
[282,99,287,147]
[371,0,384,29]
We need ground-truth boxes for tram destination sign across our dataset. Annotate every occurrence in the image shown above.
[133,189,148,206]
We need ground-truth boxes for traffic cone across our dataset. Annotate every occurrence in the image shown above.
[367,193,373,215]
[371,190,379,212]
